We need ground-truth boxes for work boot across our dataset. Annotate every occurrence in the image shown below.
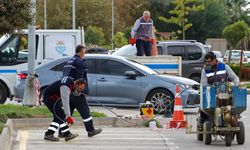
[58,132,65,138]
[44,134,59,141]
[88,128,102,137]
[65,133,78,141]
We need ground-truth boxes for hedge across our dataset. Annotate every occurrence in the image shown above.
[230,63,250,81]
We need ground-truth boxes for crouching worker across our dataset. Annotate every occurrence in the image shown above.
[58,79,102,138]
[43,78,86,141]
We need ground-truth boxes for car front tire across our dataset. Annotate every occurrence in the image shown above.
[146,89,174,114]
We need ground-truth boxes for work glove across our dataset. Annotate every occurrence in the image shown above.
[130,38,136,46]
[66,116,74,125]
[151,38,155,44]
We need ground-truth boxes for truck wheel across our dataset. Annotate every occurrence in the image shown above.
[203,121,211,145]
[237,121,245,145]
[197,117,203,141]
[225,132,232,146]
[0,82,8,104]
[147,89,174,114]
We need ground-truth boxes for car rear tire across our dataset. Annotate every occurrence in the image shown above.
[146,89,174,114]
[0,82,8,104]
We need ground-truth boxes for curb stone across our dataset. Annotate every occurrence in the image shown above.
[0,119,14,150]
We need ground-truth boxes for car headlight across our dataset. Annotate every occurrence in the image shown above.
[179,84,191,89]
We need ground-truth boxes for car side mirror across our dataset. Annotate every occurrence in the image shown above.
[124,71,136,80]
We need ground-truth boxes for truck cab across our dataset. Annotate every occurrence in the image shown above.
[0,29,84,103]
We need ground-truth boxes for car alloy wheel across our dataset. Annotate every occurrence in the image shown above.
[147,89,174,114]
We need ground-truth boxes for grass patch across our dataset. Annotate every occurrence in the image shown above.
[0,104,107,134]
[0,122,4,133]
[90,111,107,117]
[244,83,250,88]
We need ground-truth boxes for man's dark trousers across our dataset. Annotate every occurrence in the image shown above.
[136,39,152,56]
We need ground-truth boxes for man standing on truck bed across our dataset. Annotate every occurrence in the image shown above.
[130,11,155,56]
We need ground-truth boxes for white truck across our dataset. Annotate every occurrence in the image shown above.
[0,29,84,103]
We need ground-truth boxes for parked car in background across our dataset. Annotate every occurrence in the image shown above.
[113,40,207,82]
[14,54,199,113]
[203,45,211,53]
[223,50,248,64]
[245,51,250,63]
[212,50,223,62]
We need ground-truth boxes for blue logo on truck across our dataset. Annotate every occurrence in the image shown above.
[55,41,67,56]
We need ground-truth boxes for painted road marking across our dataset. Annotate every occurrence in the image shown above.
[18,130,29,150]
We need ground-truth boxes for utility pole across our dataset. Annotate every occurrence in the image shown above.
[23,0,37,106]
[72,0,75,29]
[44,0,47,29]
[112,0,114,49]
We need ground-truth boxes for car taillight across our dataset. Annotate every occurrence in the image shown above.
[18,73,27,79]
[243,57,247,62]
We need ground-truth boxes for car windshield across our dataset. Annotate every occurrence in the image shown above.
[0,34,10,46]
[112,45,136,56]
[225,51,242,57]
[204,46,210,53]
[126,58,158,75]
[245,52,250,58]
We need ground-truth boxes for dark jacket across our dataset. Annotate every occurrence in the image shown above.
[62,55,89,94]
[43,79,74,101]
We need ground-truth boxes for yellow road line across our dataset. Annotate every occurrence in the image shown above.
[19,130,29,150]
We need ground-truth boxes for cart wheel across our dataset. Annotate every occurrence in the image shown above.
[197,126,203,141]
[203,121,211,145]
[225,132,232,146]
[196,117,203,141]
[237,121,245,145]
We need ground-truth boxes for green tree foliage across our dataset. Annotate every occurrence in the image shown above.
[0,0,32,35]
[223,21,249,49]
[223,0,250,25]
[36,0,112,44]
[159,0,204,40]
[36,0,72,29]
[147,0,175,33]
[85,26,105,46]
[186,0,228,42]
[76,0,112,43]
[113,32,128,48]
[115,0,148,33]
[223,21,249,64]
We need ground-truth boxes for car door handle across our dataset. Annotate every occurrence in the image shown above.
[97,78,107,82]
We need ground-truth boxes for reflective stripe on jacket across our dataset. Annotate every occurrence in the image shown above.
[205,62,228,84]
